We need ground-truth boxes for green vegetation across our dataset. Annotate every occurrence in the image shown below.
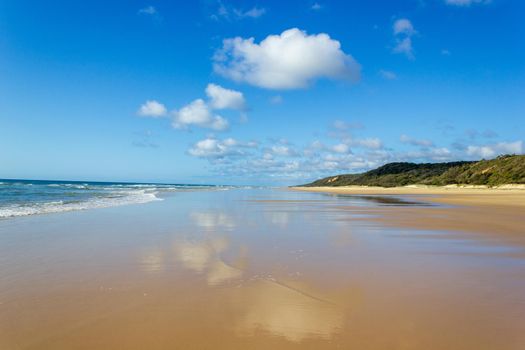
[302,155,525,187]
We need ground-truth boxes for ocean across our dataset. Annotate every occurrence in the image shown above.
[0,179,229,218]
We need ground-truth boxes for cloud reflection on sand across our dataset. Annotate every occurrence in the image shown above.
[234,279,344,342]
[173,210,345,343]
[207,260,243,286]
[268,211,290,228]
[139,248,164,273]
[190,212,236,230]
[174,237,243,286]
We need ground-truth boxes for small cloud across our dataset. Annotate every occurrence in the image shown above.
[332,143,350,154]
[138,5,157,15]
[392,18,416,59]
[138,5,162,22]
[139,84,248,132]
[269,145,299,157]
[350,138,383,150]
[400,134,434,147]
[205,83,246,110]
[311,3,322,10]
[445,0,491,6]
[379,69,397,80]
[466,141,523,159]
[188,138,230,158]
[393,37,414,59]
[234,7,266,19]
[188,137,257,159]
[270,95,283,105]
[213,28,360,89]
[332,120,364,131]
[172,99,229,131]
[441,49,451,56]
[393,18,416,36]
[137,100,167,118]
[213,2,266,20]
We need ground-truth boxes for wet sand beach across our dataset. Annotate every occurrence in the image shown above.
[1,188,525,349]
[292,186,525,243]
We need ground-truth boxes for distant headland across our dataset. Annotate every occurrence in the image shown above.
[300,154,525,188]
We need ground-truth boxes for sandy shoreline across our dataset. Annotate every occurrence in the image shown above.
[291,185,525,207]
[291,186,525,244]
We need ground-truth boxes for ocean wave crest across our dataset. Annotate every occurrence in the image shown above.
[0,190,161,218]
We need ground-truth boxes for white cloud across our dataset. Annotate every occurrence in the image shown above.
[332,143,350,153]
[401,147,454,162]
[213,28,361,89]
[429,147,452,160]
[332,120,363,131]
[172,99,229,131]
[213,3,266,20]
[188,138,227,158]
[445,0,490,6]
[400,134,434,147]
[392,19,416,59]
[188,135,389,181]
[185,121,523,183]
[379,69,397,80]
[393,37,414,59]
[466,141,523,159]
[311,3,322,10]
[341,137,383,150]
[270,145,298,157]
[153,83,248,131]
[233,7,266,18]
[138,6,157,15]
[205,83,246,110]
[441,49,451,56]
[393,19,416,36]
[188,137,257,159]
[137,100,167,118]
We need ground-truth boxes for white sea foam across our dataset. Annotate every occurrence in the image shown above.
[0,190,161,218]
[0,181,241,219]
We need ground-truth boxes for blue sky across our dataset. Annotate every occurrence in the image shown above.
[0,0,523,185]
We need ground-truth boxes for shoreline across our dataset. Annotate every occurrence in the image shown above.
[291,186,525,242]
[290,185,525,207]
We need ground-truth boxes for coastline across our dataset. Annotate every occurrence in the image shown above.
[291,185,525,242]
[290,185,525,207]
